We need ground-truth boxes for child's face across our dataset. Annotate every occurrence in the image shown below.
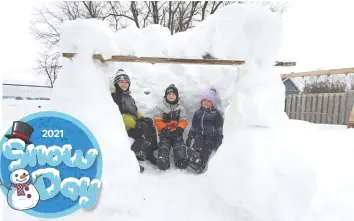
[201,99,212,108]
[167,93,176,102]
[118,80,129,91]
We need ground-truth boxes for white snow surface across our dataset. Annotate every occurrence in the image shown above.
[1,3,354,221]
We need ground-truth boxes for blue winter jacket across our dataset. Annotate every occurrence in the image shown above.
[188,106,223,140]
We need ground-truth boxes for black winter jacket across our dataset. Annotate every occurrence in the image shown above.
[111,89,139,118]
[188,106,223,139]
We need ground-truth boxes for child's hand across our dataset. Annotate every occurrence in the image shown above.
[162,113,170,122]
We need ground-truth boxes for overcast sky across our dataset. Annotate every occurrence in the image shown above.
[278,0,354,71]
[1,1,354,80]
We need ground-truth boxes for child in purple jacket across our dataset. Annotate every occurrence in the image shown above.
[186,89,224,173]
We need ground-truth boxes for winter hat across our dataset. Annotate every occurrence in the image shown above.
[200,89,217,105]
[164,84,179,104]
[114,69,130,91]
[165,84,179,97]
[114,69,130,85]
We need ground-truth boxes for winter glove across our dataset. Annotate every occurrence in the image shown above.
[122,114,137,130]
[162,113,170,123]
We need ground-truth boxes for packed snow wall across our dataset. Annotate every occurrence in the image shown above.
[104,4,288,129]
[56,3,288,131]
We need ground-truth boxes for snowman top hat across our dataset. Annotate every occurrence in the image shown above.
[5,121,34,144]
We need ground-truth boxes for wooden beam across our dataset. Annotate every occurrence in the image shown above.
[62,53,296,66]
[281,67,354,78]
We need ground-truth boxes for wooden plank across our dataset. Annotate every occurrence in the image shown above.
[281,67,354,78]
[306,95,312,122]
[109,55,246,65]
[339,93,347,124]
[322,94,328,123]
[290,95,297,119]
[300,95,307,120]
[285,95,292,116]
[316,94,323,123]
[62,53,296,66]
[295,95,302,120]
[327,94,334,124]
[333,94,340,124]
[311,94,317,123]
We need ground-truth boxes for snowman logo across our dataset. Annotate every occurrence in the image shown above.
[0,169,42,211]
[0,121,41,211]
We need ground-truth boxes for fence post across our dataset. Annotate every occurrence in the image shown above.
[347,90,354,128]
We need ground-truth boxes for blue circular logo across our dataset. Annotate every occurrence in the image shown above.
[0,111,102,219]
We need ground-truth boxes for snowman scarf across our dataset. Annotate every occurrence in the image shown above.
[11,180,31,196]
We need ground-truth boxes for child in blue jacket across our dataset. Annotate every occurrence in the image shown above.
[186,89,224,173]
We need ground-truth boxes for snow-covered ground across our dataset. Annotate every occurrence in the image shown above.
[2,3,354,221]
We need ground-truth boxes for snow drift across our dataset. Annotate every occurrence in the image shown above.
[2,3,354,221]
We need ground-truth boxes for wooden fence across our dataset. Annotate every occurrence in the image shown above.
[285,91,354,125]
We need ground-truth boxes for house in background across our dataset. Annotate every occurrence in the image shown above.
[282,78,300,94]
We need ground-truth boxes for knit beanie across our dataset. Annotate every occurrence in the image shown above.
[114,69,130,92]
[200,89,217,105]
[164,84,179,104]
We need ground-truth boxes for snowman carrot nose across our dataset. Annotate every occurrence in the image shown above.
[20,174,28,179]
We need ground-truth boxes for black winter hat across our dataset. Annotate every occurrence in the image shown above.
[165,84,179,98]
[164,84,179,104]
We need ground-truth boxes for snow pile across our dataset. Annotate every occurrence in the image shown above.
[59,18,120,59]
[1,19,142,221]
[53,19,142,220]
[204,4,354,221]
[202,5,316,220]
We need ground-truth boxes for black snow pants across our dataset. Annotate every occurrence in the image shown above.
[127,117,158,165]
[187,134,217,173]
[156,131,189,171]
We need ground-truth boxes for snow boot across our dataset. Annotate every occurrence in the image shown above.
[189,163,204,174]
[135,150,147,161]
[175,158,189,169]
[157,157,170,170]
[187,148,204,173]
[172,136,188,169]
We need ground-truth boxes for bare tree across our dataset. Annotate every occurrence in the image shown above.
[31,1,289,86]
[35,52,61,87]
[302,75,348,93]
